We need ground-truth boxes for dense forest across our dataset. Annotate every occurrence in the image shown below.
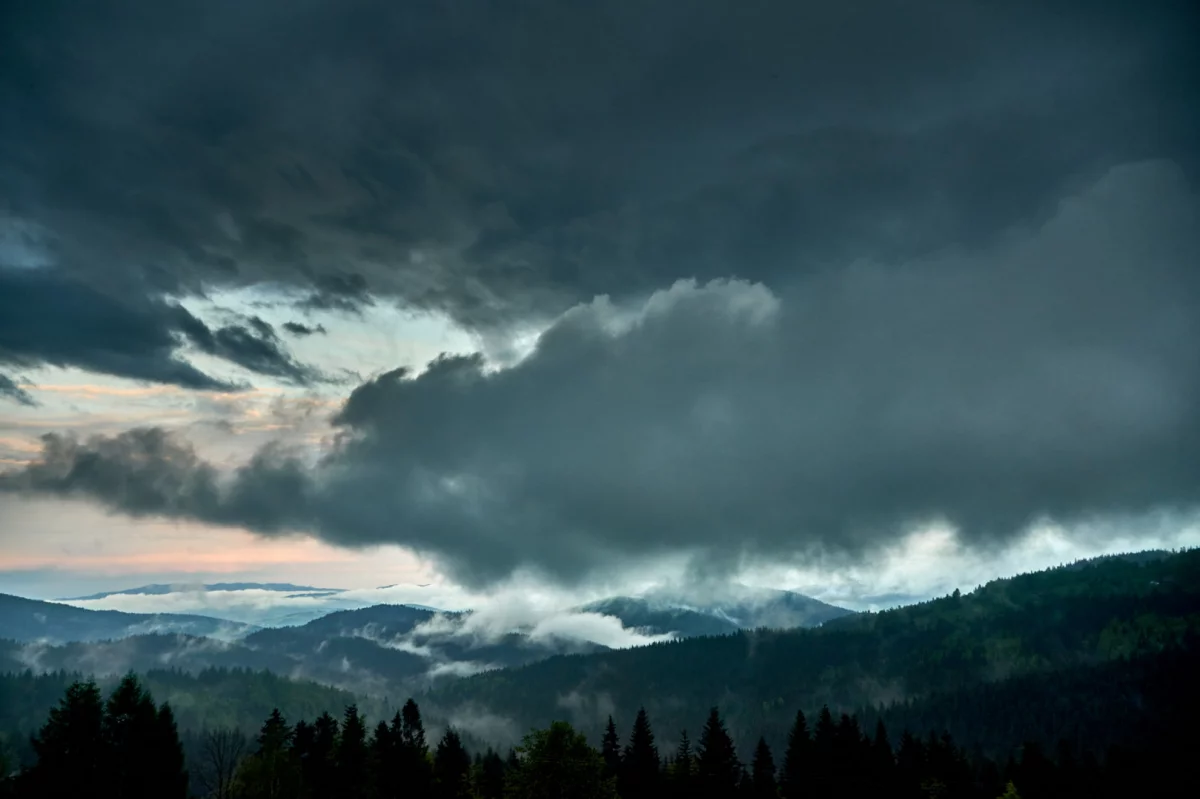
[426,551,1200,752]
[1,674,1190,798]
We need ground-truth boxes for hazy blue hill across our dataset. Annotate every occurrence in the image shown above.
[0,593,256,644]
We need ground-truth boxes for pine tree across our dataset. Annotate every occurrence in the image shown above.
[433,728,471,799]
[696,707,741,798]
[750,737,777,799]
[620,707,660,799]
[810,706,837,797]
[238,709,299,799]
[24,680,106,797]
[303,711,340,799]
[105,674,163,799]
[670,731,695,799]
[150,703,189,799]
[370,720,395,799]
[870,718,895,792]
[779,709,809,799]
[398,699,432,797]
[601,715,621,779]
[338,704,369,799]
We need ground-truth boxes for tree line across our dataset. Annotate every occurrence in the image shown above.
[2,675,1189,798]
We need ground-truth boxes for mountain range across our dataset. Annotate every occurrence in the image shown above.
[0,584,852,696]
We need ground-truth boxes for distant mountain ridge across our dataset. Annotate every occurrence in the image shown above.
[0,593,257,644]
[63,582,342,601]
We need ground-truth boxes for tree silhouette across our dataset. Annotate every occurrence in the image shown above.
[23,680,105,797]
[601,715,621,779]
[398,699,431,797]
[237,709,299,799]
[620,707,660,799]
[779,709,809,799]
[750,737,777,799]
[669,730,695,799]
[433,728,471,799]
[696,707,741,798]
[338,705,368,799]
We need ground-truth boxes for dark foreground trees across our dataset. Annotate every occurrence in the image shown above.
[3,678,1192,798]
[13,674,187,799]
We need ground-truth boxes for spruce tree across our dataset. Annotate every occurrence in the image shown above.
[104,674,162,799]
[433,728,471,799]
[370,720,395,799]
[696,707,741,798]
[25,680,106,797]
[779,709,809,799]
[338,705,369,799]
[870,719,895,792]
[671,731,695,799]
[150,703,189,799]
[621,707,660,799]
[306,711,340,799]
[750,737,777,799]
[601,715,621,779]
[399,699,432,797]
[810,706,837,796]
[239,709,299,799]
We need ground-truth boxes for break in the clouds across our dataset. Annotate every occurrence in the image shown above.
[4,159,1199,585]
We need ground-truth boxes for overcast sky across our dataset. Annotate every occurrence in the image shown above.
[2,0,1198,608]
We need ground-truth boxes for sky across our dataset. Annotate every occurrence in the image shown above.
[1,0,1199,611]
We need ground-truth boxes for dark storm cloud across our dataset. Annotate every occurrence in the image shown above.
[6,162,1199,586]
[0,267,326,398]
[282,322,327,337]
[1,0,1195,328]
[0,267,234,392]
[178,314,328,386]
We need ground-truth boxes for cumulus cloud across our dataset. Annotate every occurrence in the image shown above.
[4,160,1199,586]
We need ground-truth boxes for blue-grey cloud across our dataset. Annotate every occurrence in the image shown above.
[5,162,1198,587]
[1,0,1194,328]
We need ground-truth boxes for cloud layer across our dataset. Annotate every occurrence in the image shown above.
[4,160,1198,586]
[2,0,1195,333]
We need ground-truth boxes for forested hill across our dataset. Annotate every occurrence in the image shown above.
[425,549,1200,752]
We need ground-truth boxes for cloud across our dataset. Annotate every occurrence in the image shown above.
[0,266,330,401]
[282,321,327,337]
[0,372,35,406]
[1,1,1194,332]
[179,314,329,385]
[2,160,1199,586]
[0,267,235,396]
